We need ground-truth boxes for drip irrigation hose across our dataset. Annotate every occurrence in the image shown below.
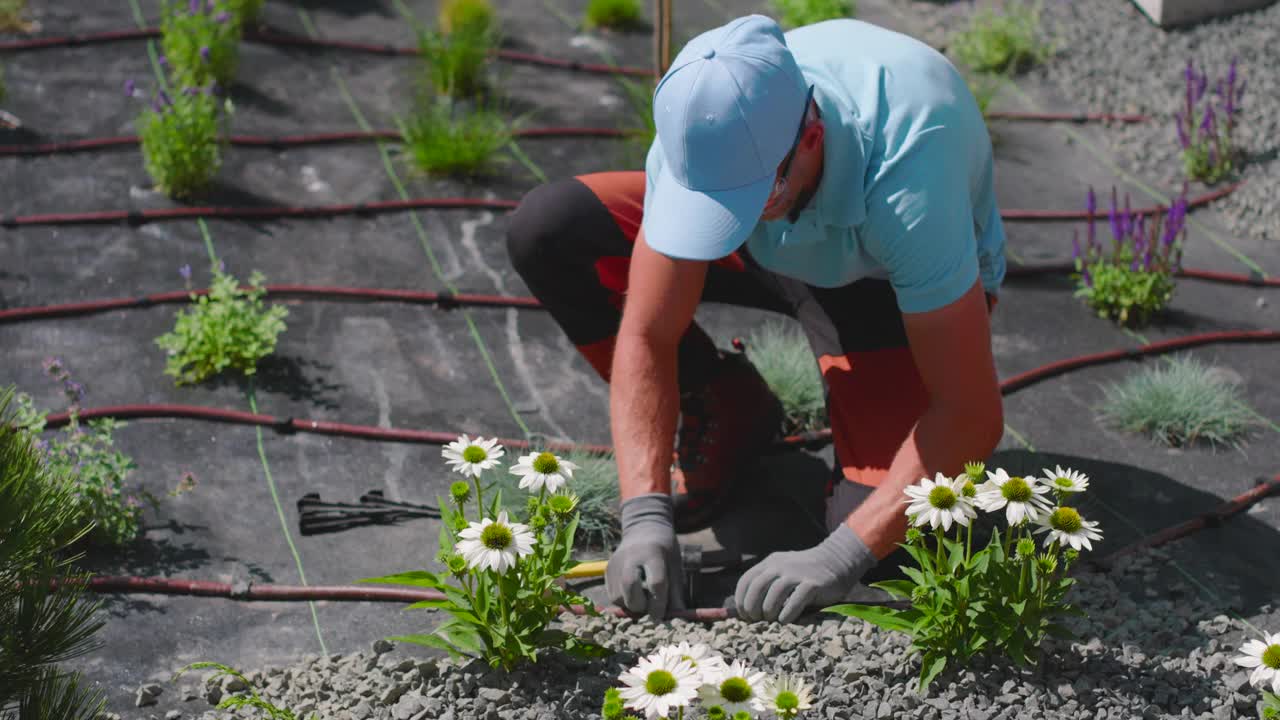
[984,111,1150,123]
[0,184,1243,230]
[0,127,636,157]
[28,329,1280,454]
[0,28,656,78]
[0,263,1272,326]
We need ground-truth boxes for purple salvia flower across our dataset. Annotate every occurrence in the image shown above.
[1143,245,1154,271]
[1082,267,1093,288]
[189,0,201,14]
[1199,105,1215,138]
[1108,187,1122,242]
[199,46,211,63]
[183,86,200,96]
[1194,68,1208,102]
[179,264,192,281]
[1086,186,1097,251]
[159,90,173,107]
[42,356,65,376]
[63,380,85,404]
[124,79,136,98]
[1175,111,1189,149]
[1129,255,1140,272]
[216,10,230,23]
[158,54,169,67]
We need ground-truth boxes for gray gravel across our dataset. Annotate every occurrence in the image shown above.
[106,548,1275,720]
[902,0,1280,246]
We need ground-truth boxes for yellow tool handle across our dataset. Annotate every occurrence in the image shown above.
[563,559,608,579]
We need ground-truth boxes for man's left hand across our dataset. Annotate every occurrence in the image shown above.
[733,524,877,623]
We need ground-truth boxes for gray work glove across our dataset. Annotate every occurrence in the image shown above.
[734,524,876,624]
[606,493,685,620]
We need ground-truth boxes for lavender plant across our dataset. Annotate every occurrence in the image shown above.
[360,436,602,671]
[1072,186,1188,327]
[131,80,231,199]
[1175,58,1245,185]
[161,0,242,88]
[11,359,148,548]
[828,463,1101,691]
[155,264,289,385]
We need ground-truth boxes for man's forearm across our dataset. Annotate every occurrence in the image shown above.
[847,401,1003,557]
[611,333,680,501]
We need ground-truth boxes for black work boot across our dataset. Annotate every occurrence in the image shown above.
[672,350,784,534]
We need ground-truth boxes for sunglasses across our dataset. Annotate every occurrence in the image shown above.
[767,84,816,203]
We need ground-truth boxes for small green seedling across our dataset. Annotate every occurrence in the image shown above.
[135,84,231,199]
[584,0,643,30]
[771,0,854,28]
[950,0,1051,75]
[173,663,317,720]
[439,0,495,36]
[161,0,242,89]
[155,265,289,385]
[744,321,825,435]
[1098,355,1259,449]
[397,98,511,177]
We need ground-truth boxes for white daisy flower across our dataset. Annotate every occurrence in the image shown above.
[441,435,504,479]
[455,511,534,574]
[618,650,701,719]
[657,641,727,686]
[1034,506,1104,551]
[902,472,977,532]
[760,674,814,718]
[1042,465,1090,494]
[509,450,578,494]
[1234,632,1280,694]
[698,660,768,717]
[975,469,1052,526]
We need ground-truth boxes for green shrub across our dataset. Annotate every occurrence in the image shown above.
[493,448,620,548]
[744,321,825,434]
[417,23,496,99]
[161,0,242,89]
[584,0,643,29]
[771,0,854,28]
[155,266,289,385]
[950,1,1050,75]
[136,85,231,199]
[1098,355,1259,449]
[439,0,495,37]
[0,386,109,720]
[397,98,511,177]
[11,359,148,548]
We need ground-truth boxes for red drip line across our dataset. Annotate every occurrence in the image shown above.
[0,127,635,156]
[1004,263,1279,287]
[1001,182,1242,222]
[984,111,1150,123]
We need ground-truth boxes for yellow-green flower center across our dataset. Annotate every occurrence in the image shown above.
[480,523,513,550]
[462,445,487,464]
[720,677,752,703]
[961,480,976,498]
[1001,477,1032,503]
[775,690,799,711]
[532,452,559,474]
[450,481,471,502]
[548,495,576,514]
[1054,476,1074,489]
[1262,644,1280,670]
[928,485,957,510]
[1049,507,1083,534]
[645,670,677,695]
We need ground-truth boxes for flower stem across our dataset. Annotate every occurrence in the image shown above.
[472,475,485,519]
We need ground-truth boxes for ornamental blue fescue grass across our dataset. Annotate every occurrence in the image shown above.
[1098,355,1259,449]
[743,321,825,435]
[950,0,1051,75]
[770,0,854,29]
[584,0,644,29]
[1072,186,1188,327]
[829,462,1101,691]
[155,264,289,385]
[172,662,317,719]
[161,0,242,88]
[131,79,232,199]
[361,437,603,671]
[10,359,150,548]
[1175,58,1245,185]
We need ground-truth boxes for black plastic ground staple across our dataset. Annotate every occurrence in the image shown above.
[434,290,459,310]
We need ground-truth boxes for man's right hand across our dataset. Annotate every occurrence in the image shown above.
[606,493,684,620]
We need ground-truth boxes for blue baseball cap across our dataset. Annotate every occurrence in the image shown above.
[643,15,809,261]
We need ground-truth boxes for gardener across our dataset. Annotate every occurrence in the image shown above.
[506,14,1006,623]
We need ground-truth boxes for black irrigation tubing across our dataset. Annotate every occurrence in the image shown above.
[0,27,658,78]
[0,183,1244,230]
[2,261,1276,326]
[32,328,1280,454]
[0,127,637,157]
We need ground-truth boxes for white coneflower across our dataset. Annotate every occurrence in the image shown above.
[1034,506,1104,551]
[975,469,1052,525]
[454,511,534,573]
[1234,632,1280,694]
[759,674,814,718]
[1042,465,1090,494]
[441,435,504,479]
[902,473,976,531]
[509,450,578,493]
[618,651,701,719]
[657,641,727,686]
[698,660,768,717]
